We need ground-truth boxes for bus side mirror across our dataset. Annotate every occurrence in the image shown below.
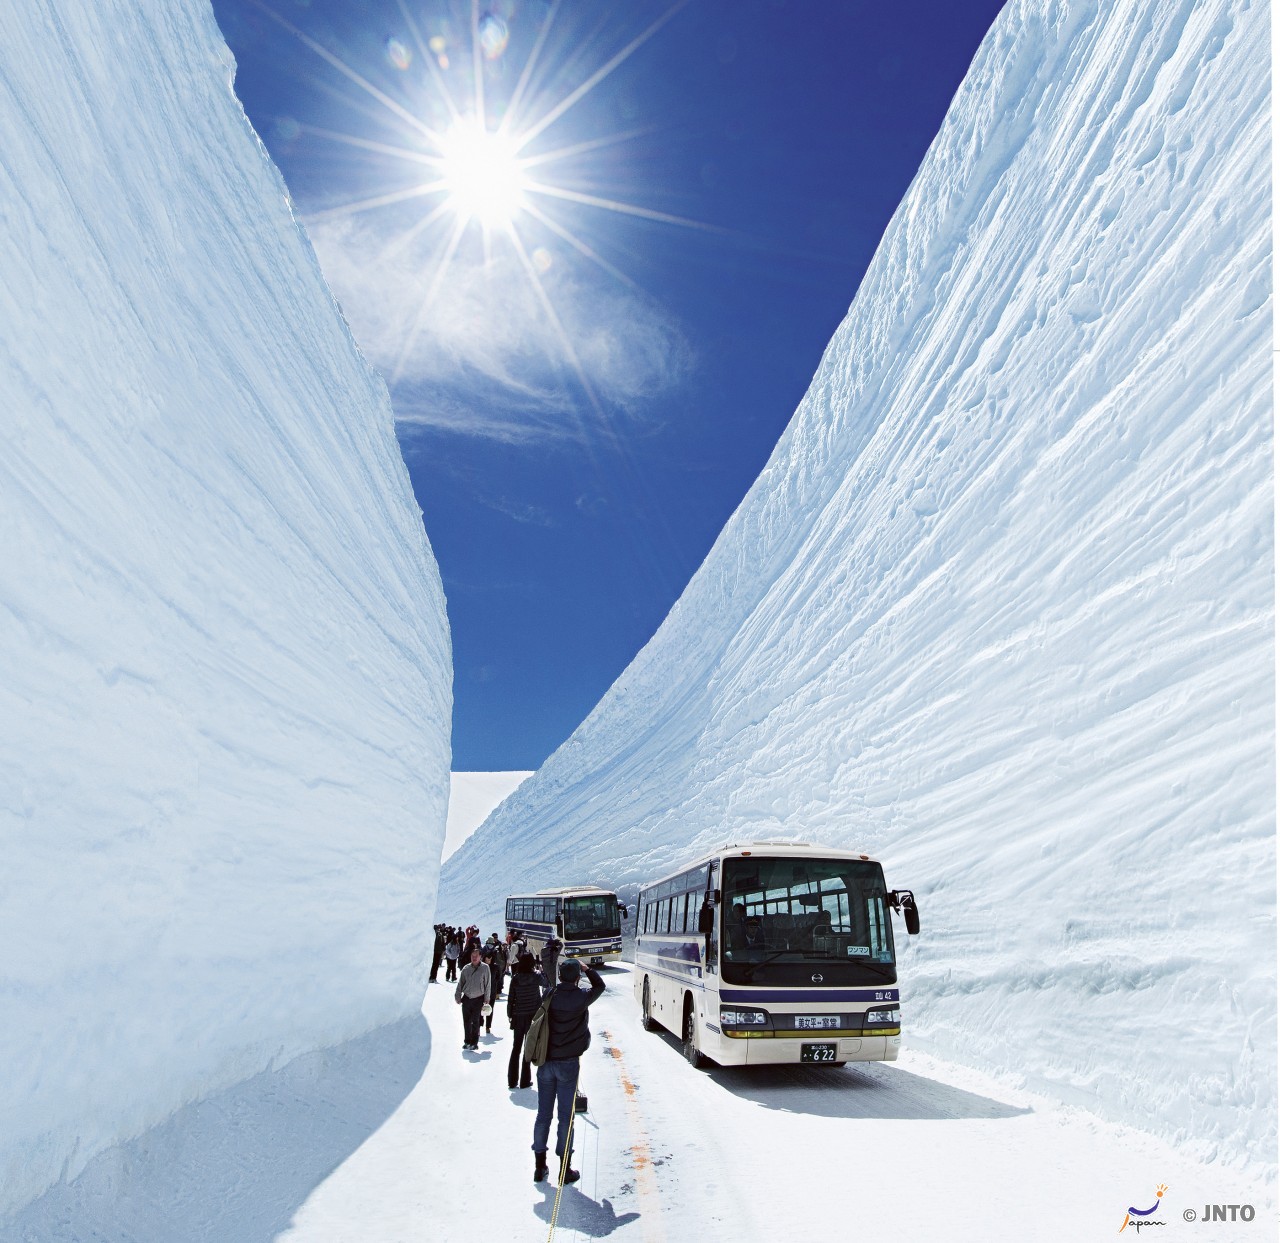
[619,904,630,921]
[698,903,715,936]
[889,889,921,936]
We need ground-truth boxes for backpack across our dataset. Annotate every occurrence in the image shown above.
[526,991,555,1068]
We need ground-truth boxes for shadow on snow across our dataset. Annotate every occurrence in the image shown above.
[534,1183,641,1237]
[645,1026,1029,1121]
[5,1014,430,1243]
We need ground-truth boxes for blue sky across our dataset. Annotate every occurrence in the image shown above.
[211,0,1005,769]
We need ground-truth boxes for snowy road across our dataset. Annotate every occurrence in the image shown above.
[275,964,1266,1242]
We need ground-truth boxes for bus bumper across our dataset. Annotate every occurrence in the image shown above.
[706,1033,899,1065]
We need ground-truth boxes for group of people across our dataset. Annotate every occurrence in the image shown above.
[428,921,607,1185]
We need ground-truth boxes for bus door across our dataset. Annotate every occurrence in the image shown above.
[702,861,719,976]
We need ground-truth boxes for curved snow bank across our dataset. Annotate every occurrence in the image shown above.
[0,1,450,1218]
[442,0,1273,1169]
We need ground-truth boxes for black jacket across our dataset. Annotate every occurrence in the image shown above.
[507,971,543,1023]
[545,967,605,1061]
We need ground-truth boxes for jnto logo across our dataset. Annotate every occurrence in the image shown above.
[1119,1184,1167,1232]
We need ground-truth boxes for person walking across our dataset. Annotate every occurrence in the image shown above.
[428,924,446,983]
[506,952,542,1090]
[541,936,563,989]
[532,960,605,1185]
[488,935,507,1001]
[444,932,461,982]
[482,944,502,1035]
[455,947,490,1050]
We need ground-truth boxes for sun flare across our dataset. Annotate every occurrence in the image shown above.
[439,120,527,228]
[263,0,699,401]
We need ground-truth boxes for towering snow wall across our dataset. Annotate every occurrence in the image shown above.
[0,1,451,1218]
[441,0,1273,1166]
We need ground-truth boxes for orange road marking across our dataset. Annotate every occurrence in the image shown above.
[601,1029,666,1243]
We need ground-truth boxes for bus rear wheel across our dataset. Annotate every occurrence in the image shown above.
[641,979,658,1033]
[683,999,708,1069]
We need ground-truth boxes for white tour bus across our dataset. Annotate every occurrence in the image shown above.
[505,885,625,966]
[633,842,920,1067]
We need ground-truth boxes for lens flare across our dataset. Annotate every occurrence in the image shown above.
[439,119,526,226]
[478,13,509,59]
[385,36,411,70]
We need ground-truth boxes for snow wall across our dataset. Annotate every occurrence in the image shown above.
[0,1,451,1218]
[440,0,1274,1169]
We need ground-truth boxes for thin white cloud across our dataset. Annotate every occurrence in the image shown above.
[306,214,693,439]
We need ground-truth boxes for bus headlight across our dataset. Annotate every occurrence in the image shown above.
[865,1008,900,1025]
[720,1008,768,1026]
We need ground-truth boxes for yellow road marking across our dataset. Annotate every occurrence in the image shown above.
[600,1028,666,1243]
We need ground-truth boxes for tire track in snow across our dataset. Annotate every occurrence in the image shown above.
[599,1028,666,1243]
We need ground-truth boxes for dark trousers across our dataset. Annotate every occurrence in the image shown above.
[445,957,458,982]
[486,976,499,1031]
[533,1058,580,1159]
[508,1016,533,1088]
[429,945,444,981]
[461,995,484,1045]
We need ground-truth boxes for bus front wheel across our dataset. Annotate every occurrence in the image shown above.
[641,979,658,1033]
[683,999,708,1069]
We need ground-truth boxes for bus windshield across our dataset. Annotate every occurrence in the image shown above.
[562,894,620,939]
[720,856,896,986]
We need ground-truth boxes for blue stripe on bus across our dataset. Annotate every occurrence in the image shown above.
[635,955,702,980]
[635,939,702,976]
[506,922,620,949]
[724,988,900,1003]
[637,963,708,992]
[636,937,701,961]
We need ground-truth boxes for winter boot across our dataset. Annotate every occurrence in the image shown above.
[560,1166,581,1185]
[533,1152,549,1183]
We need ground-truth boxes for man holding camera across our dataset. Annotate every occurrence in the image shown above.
[532,959,605,1185]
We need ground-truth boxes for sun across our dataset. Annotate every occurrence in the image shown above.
[438,120,527,228]
[260,0,700,400]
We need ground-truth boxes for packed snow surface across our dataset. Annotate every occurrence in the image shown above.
[441,0,1274,1174]
[0,0,450,1219]
[11,968,1273,1240]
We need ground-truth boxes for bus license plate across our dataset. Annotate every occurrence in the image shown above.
[801,1043,837,1063]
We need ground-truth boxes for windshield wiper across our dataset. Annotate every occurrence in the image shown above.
[741,950,794,982]
[855,960,897,980]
